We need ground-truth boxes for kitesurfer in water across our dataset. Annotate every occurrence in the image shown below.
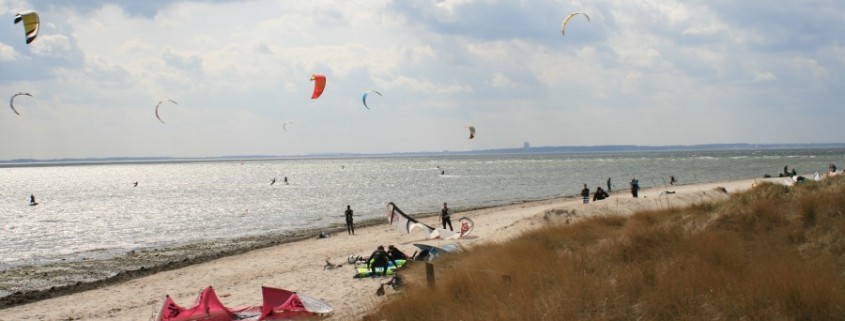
[367,245,395,277]
[440,202,453,231]
[344,205,355,235]
[271,178,276,185]
[284,176,288,185]
[30,194,36,205]
[133,181,138,187]
[669,175,677,186]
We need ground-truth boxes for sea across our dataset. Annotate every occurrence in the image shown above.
[0,148,843,301]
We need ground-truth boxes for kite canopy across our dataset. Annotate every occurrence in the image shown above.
[561,12,590,36]
[468,126,476,139]
[282,121,293,132]
[156,286,333,321]
[9,92,32,115]
[155,99,178,124]
[310,74,326,99]
[14,10,39,44]
[386,202,474,240]
[361,90,382,110]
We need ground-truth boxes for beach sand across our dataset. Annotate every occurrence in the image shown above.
[3,177,776,320]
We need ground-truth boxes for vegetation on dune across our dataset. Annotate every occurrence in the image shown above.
[363,176,845,321]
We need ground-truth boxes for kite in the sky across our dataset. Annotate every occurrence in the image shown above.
[155,99,178,124]
[468,126,476,139]
[14,10,40,44]
[282,121,293,132]
[362,90,382,110]
[310,74,326,99]
[561,12,590,36]
[9,92,32,115]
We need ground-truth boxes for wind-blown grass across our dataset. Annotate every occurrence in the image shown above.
[363,176,845,321]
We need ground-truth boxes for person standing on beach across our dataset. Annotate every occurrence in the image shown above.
[440,202,453,231]
[344,205,355,235]
[630,179,640,198]
[580,184,590,204]
[607,177,612,193]
[669,175,677,186]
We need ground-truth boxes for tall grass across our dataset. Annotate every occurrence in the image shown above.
[363,176,845,321]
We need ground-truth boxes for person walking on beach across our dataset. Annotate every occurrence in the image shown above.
[367,245,394,277]
[440,202,453,231]
[630,179,640,198]
[344,205,355,235]
[580,184,590,204]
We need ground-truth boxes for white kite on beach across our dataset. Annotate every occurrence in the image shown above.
[386,202,474,240]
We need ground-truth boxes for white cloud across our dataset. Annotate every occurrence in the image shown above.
[0,42,16,61]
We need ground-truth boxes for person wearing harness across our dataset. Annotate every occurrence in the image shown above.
[440,202,453,231]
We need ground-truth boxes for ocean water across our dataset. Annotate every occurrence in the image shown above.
[0,149,842,277]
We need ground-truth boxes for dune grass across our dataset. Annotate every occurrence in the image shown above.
[362,176,845,321]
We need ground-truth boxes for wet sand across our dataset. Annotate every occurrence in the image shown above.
[1,177,777,320]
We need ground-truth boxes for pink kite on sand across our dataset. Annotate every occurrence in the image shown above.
[155,286,333,321]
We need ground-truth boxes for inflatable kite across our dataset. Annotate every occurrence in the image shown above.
[386,202,474,240]
[561,12,590,36]
[361,90,381,110]
[154,286,333,321]
[14,10,39,44]
[282,121,293,132]
[310,74,326,99]
[468,126,476,139]
[9,92,32,115]
[155,99,178,124]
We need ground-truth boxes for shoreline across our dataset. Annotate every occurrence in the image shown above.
[0,194,571,309]
[0,176,780,320]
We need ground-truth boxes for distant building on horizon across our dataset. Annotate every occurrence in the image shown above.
[523,142,530,149]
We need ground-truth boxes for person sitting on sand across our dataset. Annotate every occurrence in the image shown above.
[593,186,609,202]
[367,245,395,277]
[387,245,408,261]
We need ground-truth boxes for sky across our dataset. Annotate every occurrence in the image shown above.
[1,0,844,160]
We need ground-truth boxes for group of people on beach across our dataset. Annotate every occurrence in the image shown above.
[580,177,644,203]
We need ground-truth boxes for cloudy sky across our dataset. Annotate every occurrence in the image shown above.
[1,0,843,160]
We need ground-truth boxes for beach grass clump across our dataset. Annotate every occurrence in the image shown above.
[364,176,845,321]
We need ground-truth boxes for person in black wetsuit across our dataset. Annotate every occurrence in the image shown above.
[387,245,408,261]
[367,245,395,276]
[593,186,609,201]
[30,194,37,205]
[440,202,453,231]
[344,205,355,235]
[580,184,590,204]
[630,179,640,198]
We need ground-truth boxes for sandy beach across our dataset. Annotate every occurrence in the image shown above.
[2,177,776,320]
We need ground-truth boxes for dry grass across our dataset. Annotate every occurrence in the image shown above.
[362,176,845,321]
